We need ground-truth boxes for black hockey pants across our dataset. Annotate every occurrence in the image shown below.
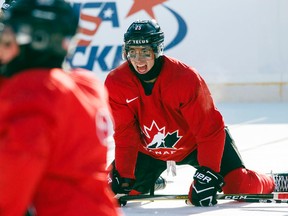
[131,127,245,194]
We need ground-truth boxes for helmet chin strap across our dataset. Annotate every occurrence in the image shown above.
[129,56,164,82]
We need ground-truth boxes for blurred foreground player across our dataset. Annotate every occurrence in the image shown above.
[0,0,122,215]
[105,19,287,207]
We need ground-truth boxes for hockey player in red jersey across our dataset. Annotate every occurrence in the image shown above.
[105,19,278,207]
[0,0,122,215]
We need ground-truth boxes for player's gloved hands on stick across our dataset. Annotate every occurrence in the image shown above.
[109,169,134,194]
[188,166,225,207]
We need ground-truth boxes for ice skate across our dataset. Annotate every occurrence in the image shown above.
[272,173,288,192]
[154,176,167,191]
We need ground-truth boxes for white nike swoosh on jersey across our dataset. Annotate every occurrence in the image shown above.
[126,97,139,103]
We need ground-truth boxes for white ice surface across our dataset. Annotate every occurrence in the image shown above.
[116,103,288,216]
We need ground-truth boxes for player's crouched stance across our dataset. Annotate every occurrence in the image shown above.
[105,19,285,207]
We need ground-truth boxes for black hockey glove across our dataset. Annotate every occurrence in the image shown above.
[108,168,134,195]
[188,166,225,207]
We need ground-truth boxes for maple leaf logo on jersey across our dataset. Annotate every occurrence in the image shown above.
[142,121,182,149]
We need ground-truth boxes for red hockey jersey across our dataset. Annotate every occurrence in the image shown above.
[0,68,122,216]
[105,56,225,179]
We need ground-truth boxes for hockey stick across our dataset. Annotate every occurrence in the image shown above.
[118,193,288,206]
